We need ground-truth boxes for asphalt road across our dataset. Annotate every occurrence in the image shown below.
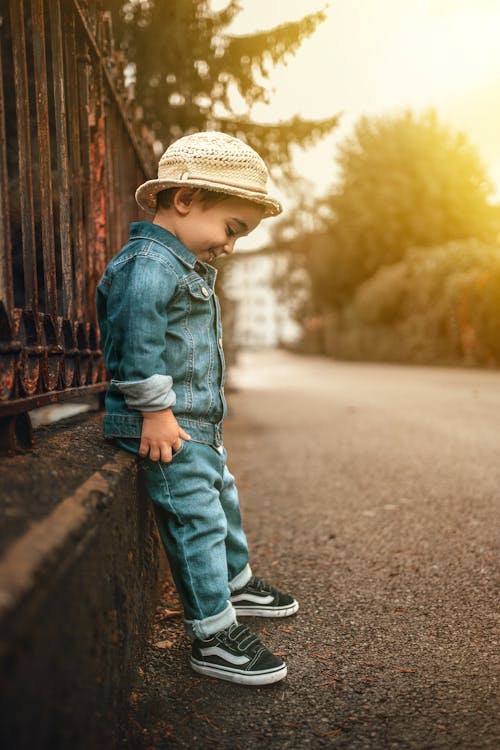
[123,350,499,749]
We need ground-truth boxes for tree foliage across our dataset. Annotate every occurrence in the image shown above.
[107,0,339,174]
[335,240,500,365]
[309,110,498,307]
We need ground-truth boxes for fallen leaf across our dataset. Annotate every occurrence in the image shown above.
[312,649,334,660]
[397,668,417,673]
[321,679,340,687]
[154,639,173,649]
[194,713,220,730]
[204,716,220,730]
[161,608,183,618]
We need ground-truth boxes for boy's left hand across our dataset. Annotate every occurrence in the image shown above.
[139,408,191,462]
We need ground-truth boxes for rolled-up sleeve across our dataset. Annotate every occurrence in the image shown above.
[111,373,176,411]
[106,256,178,411]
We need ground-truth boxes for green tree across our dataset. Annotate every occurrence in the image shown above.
[108,0,339,174]
[337,240,500,365]
[311,110,498,307]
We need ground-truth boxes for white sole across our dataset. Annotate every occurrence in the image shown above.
[190,658,287,685]
[232,601,299,618]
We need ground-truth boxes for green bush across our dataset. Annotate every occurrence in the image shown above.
[330,240,500,366]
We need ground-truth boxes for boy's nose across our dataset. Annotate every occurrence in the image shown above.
[223,239,235,255]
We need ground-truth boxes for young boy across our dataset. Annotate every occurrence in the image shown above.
[97,132,298,686]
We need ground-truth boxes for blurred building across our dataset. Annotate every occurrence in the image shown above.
[224,251,301,349]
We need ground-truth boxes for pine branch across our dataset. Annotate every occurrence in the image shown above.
[219,11,327,106]
[213,114,340,177]
[223,11,327,69]
[209,0,243,29]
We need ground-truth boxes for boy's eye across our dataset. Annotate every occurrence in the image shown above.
[226,225,237,238]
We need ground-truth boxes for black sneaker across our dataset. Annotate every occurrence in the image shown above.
[190,622,287,685]
[230,576,299,618]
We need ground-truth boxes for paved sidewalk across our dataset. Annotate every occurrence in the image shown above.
[122,350,499,749]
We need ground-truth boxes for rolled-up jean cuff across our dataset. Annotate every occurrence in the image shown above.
[185,601,237,640]
[228,563,252,593]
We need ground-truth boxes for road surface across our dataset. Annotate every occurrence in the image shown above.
[124,349,499,749]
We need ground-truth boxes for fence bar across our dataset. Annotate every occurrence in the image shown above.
[0,383,106,417]
[103,93,117,269]
[0,21,14,312]
[63,5,85,322]
[49,0,74,321]
[77,43,93,329]
[89,66,107,322]
[9,0,38,310]
[31,0,57,317]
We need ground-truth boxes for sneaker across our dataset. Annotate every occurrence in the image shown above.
[230,576,299,618]
[190,622,287,685]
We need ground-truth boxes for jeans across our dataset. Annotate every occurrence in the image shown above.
[116,437,251,639]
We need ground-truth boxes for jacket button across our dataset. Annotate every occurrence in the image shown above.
[201,285,209,297]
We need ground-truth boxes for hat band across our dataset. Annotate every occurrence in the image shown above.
[157,168,267,195]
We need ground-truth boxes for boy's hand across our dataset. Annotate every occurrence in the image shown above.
[139,408,191,462]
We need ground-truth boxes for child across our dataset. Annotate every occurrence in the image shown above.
[97,131,298,686]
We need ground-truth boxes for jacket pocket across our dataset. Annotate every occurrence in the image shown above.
[187,279,214,301]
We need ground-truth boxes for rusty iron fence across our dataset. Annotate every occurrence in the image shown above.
[0,0,154,454]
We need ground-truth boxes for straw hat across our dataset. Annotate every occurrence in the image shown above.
[135,131,282,217]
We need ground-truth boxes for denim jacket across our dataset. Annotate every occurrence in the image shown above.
[96,222,226,447]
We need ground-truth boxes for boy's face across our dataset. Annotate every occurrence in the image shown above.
[171,192,265,263]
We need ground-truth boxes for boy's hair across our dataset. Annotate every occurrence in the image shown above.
[157,187,231,211]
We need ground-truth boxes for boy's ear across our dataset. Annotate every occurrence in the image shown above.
[173,187,199,214]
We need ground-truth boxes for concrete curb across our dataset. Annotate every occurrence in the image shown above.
[0,423,161,750]
[0,451,132,619]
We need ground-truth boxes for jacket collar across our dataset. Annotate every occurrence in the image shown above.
[129,221,201,271]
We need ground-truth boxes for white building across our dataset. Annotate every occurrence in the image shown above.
[224,251,301,348]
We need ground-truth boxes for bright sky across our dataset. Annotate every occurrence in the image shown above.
[212,0,500,247]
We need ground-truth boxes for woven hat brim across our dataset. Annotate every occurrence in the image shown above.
[135,178,282,217]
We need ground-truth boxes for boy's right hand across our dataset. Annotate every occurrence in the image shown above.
[139,408,191,462]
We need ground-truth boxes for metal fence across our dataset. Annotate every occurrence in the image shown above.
[0,0,154,454]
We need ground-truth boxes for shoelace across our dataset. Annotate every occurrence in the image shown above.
[221,623,261,651]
